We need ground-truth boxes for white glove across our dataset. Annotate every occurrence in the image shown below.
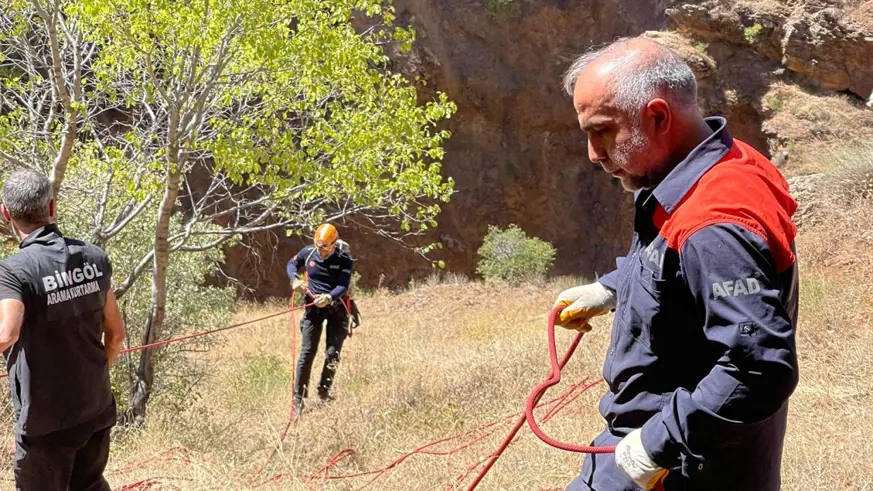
[291,278,308,292]
[615,428,669,490]
[552,281,616,332]
[314,294,332,308]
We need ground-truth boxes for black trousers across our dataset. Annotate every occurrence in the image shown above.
[14,423,112,491]
[294,302,349,400]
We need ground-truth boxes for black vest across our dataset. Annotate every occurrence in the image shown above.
[0,225,115,436]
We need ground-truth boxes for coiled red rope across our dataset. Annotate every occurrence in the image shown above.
[524,306,616,454]
[466,306,615,491]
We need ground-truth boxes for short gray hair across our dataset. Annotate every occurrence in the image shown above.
[562,37,699,114]
[2,168,52,224]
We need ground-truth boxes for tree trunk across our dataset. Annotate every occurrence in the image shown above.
[125,166,181,424]
[35,0,79,202]
[125,108,182,425]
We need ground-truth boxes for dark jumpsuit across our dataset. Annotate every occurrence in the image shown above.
[567,118,800,491]
[0,224,117,491]
[286,245,354,401]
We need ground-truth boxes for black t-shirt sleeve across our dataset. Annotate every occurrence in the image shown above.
[103,251,113,281]
[97,248,113,284]
[0,263,24,302]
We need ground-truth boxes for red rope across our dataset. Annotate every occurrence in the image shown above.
[0,304,313,380]
[448,379,596,490]
[119,307,309,354]
[253,305,610,490]
[523,306,616,454]
[42,301,624,490]
[465,306,615,491]
[257,296,302,472]
[299,377,603,490]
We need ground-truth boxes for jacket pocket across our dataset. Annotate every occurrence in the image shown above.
[624,259,666,351]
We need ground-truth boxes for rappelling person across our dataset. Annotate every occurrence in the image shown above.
[554,36,800,491]
[286,223,355,418]
[0,169,126,491]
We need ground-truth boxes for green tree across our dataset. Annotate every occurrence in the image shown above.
[1,0,456,423]
[476,224,556,285]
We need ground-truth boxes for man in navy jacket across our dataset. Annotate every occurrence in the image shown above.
[554,36,799,491]
[286,223,354,418]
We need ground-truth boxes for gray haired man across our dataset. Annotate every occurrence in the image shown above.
[555,36,799,490]
[0,168,126,491]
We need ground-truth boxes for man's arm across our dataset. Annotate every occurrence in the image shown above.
[103,290,126,365]
[286,247,308,280]
[328,256,353,300]
[640,223,798,471]
[596,267,620,292]
[596,256,626,292]
[0,299,24,353]
[0,264,24,353]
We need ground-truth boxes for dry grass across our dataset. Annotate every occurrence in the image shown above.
[1,259,868,490]
[0,280,615,490]
[1,173,872,491]
[786,187,873,490]
[762,83,873,175]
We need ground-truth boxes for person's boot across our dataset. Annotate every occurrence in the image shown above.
[292,397,304,421]
[317,387,335,404]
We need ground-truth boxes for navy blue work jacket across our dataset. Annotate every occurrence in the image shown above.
[575,118,799,491]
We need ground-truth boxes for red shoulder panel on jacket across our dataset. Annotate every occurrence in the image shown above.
[658,140,798,273]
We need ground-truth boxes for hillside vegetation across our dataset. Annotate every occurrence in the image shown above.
[1,145,870,489]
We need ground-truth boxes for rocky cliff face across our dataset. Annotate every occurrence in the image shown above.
[369,0,672,285]
[662,0,873,169]
[222,0,873,298]
[668,0,873,101]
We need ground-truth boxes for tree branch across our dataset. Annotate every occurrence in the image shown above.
[114,249,154,299]
[103,195,154,244]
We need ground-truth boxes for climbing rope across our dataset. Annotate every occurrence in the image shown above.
[257,296,302,472]
[2,300,630,490]
[0,304,313,380]
[468,305,666,491]
[523,306,617,454]
[465,306,614,490]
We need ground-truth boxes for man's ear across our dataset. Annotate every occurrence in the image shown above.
[48,199,56,221]
[645,98,672,136]
[1,204,10,223]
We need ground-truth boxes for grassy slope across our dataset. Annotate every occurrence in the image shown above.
[1,229,865,490]
[1,165,871,491]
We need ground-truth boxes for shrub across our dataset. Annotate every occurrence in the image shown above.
[743,23,763,44]
[485,0,514,12]
[476,224,556,285]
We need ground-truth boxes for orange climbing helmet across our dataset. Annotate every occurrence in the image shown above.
[314,223,338,251]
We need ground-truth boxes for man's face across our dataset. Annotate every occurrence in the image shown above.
[572,70,669,192]
[315,241,336,259]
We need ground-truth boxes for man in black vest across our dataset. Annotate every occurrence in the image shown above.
[0,169,126,491]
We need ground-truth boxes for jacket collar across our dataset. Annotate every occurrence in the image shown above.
[19,223,63,249]
[639,116,733,214]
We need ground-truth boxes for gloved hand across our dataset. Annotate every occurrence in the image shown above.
[615,428,669,490]
[552,281,616,332]
[291,278,308,292]
[314,294,332,308]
